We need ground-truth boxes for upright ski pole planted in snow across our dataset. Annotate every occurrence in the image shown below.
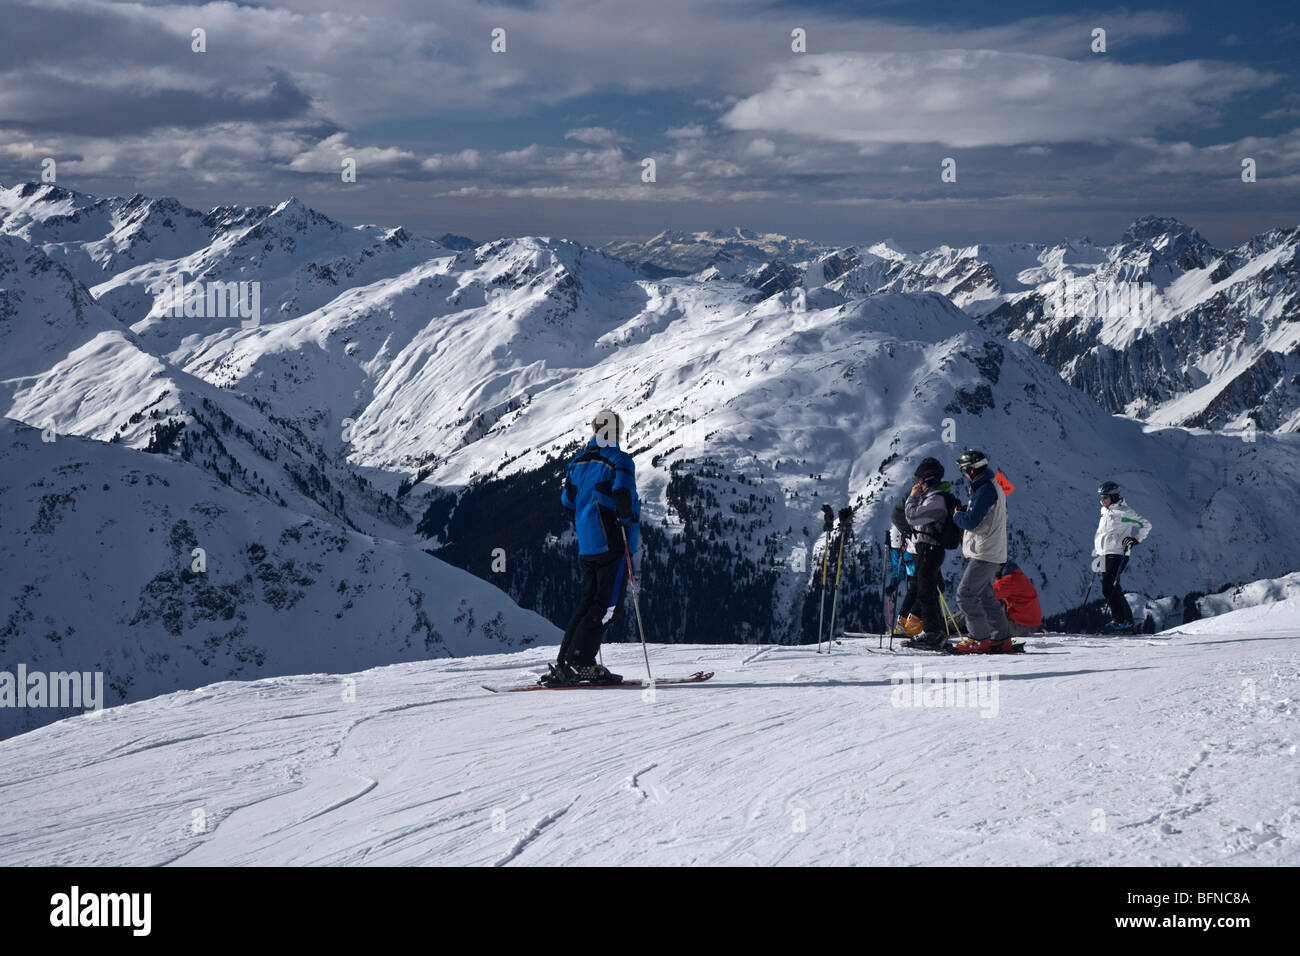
[1083,554,1103,611]
[881,530,894,648]
[824,508,853,654]
[621,525,653,684]
[816,505,834,652]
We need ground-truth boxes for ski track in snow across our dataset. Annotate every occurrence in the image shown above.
[0,614,1297,866]
[495,799,578,867]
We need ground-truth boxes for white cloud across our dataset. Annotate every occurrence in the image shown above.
[0,141,46,160]
[722,51,1275,147]
[666,124,706,140]
[564,127,628,146]
[1132,128,1300,176]
[421,149,483,173]
[287,133,419,172]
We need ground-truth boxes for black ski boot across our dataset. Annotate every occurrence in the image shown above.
[570,663,623,685]
[903,632,947,650]
[539,662,576,686]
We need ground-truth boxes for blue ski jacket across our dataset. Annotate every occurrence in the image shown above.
[561,438,641,556]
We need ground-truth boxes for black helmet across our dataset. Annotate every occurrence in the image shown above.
[1098,480,1122,503]
[913,456,944,484]
[956,448,989,474]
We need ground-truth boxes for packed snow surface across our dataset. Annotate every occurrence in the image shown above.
[2,601,1296,865]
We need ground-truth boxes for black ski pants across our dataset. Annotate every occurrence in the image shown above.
[558,550,628,667]
[1101,553,1133,625]
[897,567,918,620]
[912,542,945,634]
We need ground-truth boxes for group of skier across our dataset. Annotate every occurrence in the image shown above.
[886,452,1151,650]
[888,449,1021,652]
[545,410,1154,684]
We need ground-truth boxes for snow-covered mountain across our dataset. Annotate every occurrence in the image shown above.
[792,216,1300,435]
[981,220,1300,434]
[2,608,1296,864]
[604,227,831,276]
[0,182,220,288]
[3,181,1299,726]
[0,418,555,740]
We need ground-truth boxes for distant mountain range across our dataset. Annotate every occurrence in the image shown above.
[602,215,1300,435]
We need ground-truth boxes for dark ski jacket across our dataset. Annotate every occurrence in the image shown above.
[904,480,954,547]
[561,438,641,556]
[953,470,997,530]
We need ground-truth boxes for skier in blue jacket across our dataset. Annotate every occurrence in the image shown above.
[547,409,641,685]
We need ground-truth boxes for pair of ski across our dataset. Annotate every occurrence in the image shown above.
[866,639,1026,656]
[815,504,854,653]
[483,670,715,693]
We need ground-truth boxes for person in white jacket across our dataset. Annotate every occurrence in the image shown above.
[1093,481,1152,632]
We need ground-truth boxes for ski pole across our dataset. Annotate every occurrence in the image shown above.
[941,589,971,647]
[825,508,853,654]
[816,505,833,652]
[938,588,959,635]
[620,525,653,684]
[881,532,893,649]
[1083,554,1102,610]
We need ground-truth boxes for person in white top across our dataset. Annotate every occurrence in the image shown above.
[1093,481,1152,633]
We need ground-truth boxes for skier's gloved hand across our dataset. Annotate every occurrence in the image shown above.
[613,487,637,525]
[884,581,899,597]
[1122,536,1138,550]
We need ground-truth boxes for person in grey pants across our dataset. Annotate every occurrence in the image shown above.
[951,449,1011,648]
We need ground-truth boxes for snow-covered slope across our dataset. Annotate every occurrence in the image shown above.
[1193,572,1300,620]
[2,233,423,537]
[0,419,556,740]
[1,616,1295,865]
[93,197,449,348]
[0,232,124,381]
[1161,594,1300,637]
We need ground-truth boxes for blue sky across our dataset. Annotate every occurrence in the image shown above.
[1,0,1296,248]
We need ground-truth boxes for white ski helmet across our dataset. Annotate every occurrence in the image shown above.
[592,408,623,446]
